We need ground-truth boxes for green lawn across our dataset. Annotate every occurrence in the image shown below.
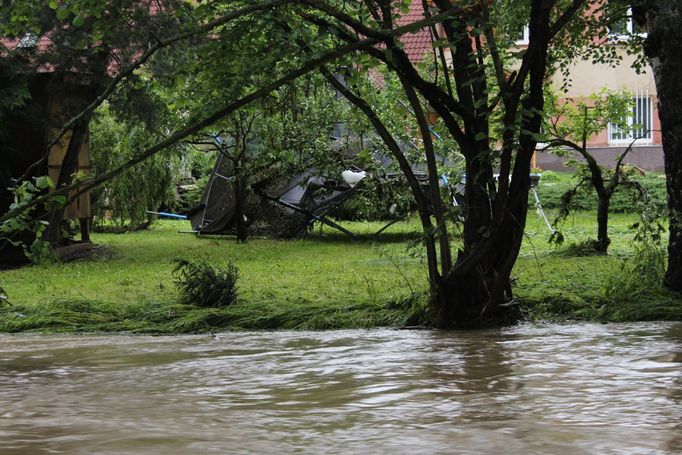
[1,210,680,333]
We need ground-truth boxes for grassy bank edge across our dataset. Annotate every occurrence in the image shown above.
[1,284,680,334]
[1,215,681,334]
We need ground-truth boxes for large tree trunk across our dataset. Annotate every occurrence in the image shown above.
[638,1,682,291]
[430,156,531,328]
[432,189,527,328]
[428,0,552,327]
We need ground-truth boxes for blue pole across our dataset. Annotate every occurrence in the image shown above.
[146,211,188,220]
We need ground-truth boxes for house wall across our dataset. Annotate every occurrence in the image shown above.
[0,73,97,217]
[545,46,664,171]
[45,83,95,220]
[536,146,665,172]
[552,47,662,146]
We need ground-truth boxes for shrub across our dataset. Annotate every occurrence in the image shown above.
[328,177,418,221]
[597,243,682,321]
[540,170,559,182]
[602,243,666,303]
[535,172,667,213]
[90,105,179,230]
[173,258,239,308]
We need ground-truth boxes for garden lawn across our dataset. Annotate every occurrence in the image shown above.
[1,210,680,333]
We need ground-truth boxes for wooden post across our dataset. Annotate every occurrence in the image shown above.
[79,218,90,242]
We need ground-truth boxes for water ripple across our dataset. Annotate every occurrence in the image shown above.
[0,322,680,454]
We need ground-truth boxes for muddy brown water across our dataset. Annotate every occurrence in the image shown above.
[1,323,680,454]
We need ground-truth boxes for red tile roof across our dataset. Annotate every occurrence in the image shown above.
[394,3,435,63]
[0,0,163,75]
[1,35,53,53]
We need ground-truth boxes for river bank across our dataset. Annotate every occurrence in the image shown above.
[1,214,680,333]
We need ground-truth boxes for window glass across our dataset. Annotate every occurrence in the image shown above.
[511,25,529,44]
[608,5,646,37]
[608,92,652,144]
[608,17,629,35]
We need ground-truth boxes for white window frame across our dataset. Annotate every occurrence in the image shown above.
[607,90,653,146]
[608,7,647,42]
[515,26,530,45]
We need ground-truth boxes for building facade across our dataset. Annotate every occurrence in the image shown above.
[538,26,663,171]
[398,3,663,172]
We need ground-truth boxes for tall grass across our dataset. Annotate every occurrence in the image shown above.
[597,243,682,321]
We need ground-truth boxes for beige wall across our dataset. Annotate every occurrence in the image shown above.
[549,46,662,147]
[47,94,92,220]
[551,47,656,96]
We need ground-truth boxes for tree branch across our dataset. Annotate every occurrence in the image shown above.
[549,0,586,40]
[1,31,389,224]
[17,0,292,182]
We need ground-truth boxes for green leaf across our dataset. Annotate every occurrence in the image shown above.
[48,0,59,10]
[56,7,70,20]
[35,175,54,190]
[72,14,85,27]
[51,195,67,206]
[400,0,412,14]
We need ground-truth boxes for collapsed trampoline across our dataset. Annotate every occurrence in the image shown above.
[186,135,551,239]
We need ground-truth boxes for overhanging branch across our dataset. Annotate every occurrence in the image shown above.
[18,0,292,182]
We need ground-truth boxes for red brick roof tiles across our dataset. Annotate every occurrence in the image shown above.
[394,3,435,63]
[1,35,53,53]
[1,0,163,75]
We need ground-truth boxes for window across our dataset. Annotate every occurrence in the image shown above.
[17,32,38,49]
[608,91,653,145]
[608,7,646,39]
[513,26,530,45]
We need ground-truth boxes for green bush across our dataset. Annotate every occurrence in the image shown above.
[329,177,417,221]
[602,243,666,302]
[539,170,559,182]
[173,258,239,308]
[175,174,209,213]
[596,243,682,321]
[534,172,667,213]
[90,105,179,230]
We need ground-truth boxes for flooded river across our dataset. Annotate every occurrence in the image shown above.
[1,323,680,454]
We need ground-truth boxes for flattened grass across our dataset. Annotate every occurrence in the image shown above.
[0,219,428,333]
[0,211,680,333]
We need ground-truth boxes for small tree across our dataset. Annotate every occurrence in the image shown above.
[89,105,180,231]
[541,89,651,252]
